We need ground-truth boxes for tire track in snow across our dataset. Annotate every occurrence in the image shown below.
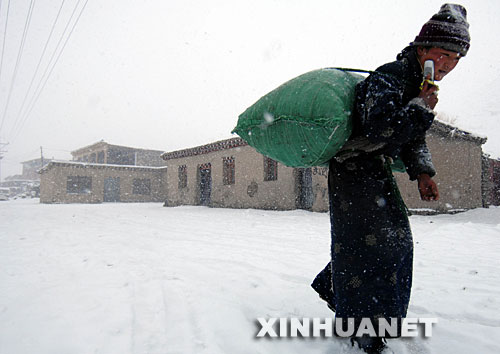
[128,277,174,354]
[161,276,210,353]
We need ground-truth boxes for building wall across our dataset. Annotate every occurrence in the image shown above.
[162,128,486,213]
[483,157,500,206]
[164,145,297,210]
[72,142,108,163]
[136,150,167,167]
[41,120,486,210]
[309,166,330,212]
[395,130,484,212]
[72,142,166,167]
[306,131,485,213]
[40,163,167,204]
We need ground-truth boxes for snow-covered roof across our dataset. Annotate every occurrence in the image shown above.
[21,157,53,165]
[161,138,248,161]
[431,120,487,144]
[71,141,165,156]
[38,160,168,174]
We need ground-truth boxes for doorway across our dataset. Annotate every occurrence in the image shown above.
[198,163,212,206]
[104,177,120,202]
[296,168,313,210]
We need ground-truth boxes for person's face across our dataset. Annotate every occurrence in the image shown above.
[417,47,461,81]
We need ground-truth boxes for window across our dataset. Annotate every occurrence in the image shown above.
[178,165,187,189]
[108,148,135,165]
[67,176,92,194]
[132,178,151,195]
[90,153,97,163]
[223,157,235,185]
[97,151,105,164]
[264,156,278,181]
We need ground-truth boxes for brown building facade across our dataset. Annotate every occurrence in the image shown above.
[38,121,490,211]
[39,161,167,204]
[71,141,166,167]
[483,155,500,206]
[161,120,487,213]
[396,121,486,212]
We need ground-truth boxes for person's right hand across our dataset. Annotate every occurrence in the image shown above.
[417,173,440,201]
[419,77,439,110]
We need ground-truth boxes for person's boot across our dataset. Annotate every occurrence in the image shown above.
[350,335,388,354]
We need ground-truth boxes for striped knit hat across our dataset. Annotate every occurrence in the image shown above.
[411,4,470,56]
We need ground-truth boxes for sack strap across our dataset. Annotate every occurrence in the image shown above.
[328,67,420,93]
[326,67,375,75]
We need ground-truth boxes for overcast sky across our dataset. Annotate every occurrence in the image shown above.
[0,0,498,179]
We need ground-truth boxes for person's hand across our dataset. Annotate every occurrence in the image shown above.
[418,76,439,110]
[417,173,439,201]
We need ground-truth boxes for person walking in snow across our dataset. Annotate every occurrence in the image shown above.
[311,4,471,353]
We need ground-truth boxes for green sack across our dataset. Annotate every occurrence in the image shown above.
[232,68,364,167]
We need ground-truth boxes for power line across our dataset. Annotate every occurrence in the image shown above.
[0,140,8,182]
[9,0,88,145]
[0,0,3,82]
[0,0,11,96]
[11,0,67,134]
[1,146,39,161]
[0,0,36,135]
[10,0,75,138]
[0,0,36,133]
[10,0,89,144]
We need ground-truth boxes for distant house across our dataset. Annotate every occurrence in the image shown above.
[38,122,492,212]
[397,120,487,213]
[161,138,306,210]
[71,140,166,167]
[21,158,53,181]
[483,155,500,206]
[161,120,487,213]
[39,141,167,204]
[39,161,167,204]
[0,158,52,196]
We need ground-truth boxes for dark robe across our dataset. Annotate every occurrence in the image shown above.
[312,47,437,335]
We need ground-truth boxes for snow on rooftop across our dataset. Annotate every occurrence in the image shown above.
[38,160,168,173]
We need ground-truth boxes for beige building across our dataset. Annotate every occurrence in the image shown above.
[21,158,53,181]
[72,141,166,167]
[39,161,167,204]
[396,120,486,212]
[161,120,487,213]
[483,155,500,206]
[161,138,302,210]
[38,121,487,211]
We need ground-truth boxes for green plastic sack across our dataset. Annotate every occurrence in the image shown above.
[232,68,364,167]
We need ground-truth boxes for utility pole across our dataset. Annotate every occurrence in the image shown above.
[40,146,44,168]
[0,141,9,183]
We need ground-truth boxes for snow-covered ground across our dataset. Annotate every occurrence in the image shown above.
[1,199,499,354]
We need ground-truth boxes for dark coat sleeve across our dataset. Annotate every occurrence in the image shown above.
[356,72,437,180]
[401,136,436,180]
[357,73,435,147]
